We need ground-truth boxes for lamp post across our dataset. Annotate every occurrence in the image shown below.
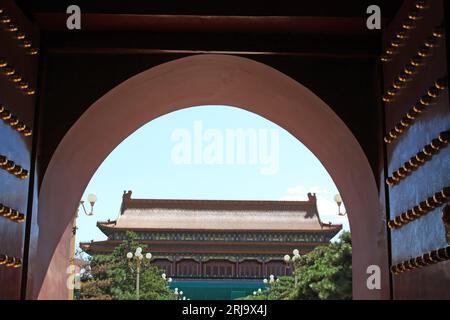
[334,194,347,216]
[126,247,152,300]
[263,274,279,287]
[69,193,97,300]
[174,287,184,300]
[253,287,265,298]
[161,273,173,284]
[77,193,98,217]
[283,249,300,286]
[162,272,173,291]
[73,193,97,235]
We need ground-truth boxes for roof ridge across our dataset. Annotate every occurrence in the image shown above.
[120,191,317,205]
[125,198,314,204]
[119,191,319,216]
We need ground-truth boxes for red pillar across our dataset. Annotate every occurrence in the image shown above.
[172,259,177,277]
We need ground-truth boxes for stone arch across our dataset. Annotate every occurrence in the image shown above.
[32,54,388,299]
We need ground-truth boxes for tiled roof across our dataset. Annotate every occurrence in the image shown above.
[97,191,339,232]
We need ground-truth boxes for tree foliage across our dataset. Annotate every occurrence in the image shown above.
[78,254,114,300]
[239,276,294,300]
[291,231,352,300]
[78,232,175,300]
[240,231,352,300]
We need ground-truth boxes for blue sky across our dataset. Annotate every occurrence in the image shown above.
[76,105,349,247]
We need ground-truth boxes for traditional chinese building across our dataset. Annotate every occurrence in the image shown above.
[80,191,341,279]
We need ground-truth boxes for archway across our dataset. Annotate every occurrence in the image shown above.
[31,54,389,299]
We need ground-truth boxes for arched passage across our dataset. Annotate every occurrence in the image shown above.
[31,54,389,299]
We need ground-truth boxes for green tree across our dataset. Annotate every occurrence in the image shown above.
[266,276,295,300]
[79,232,175,300]
[78,254,114,300]
[291,231,352,300]
[239,276,294,300]
[239,231,352,300]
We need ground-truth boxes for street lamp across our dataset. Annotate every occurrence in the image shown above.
[253,287,265,297]
[283,249,301,286]
[174,288,185,300]
[78,193,97,217]
[263,274,278,286]
[162,273,173,288]
[73,193,97,236]
[334,194,347,216]
[126,247,152,300]
[284,249,301,264]
[69,193,97,300]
